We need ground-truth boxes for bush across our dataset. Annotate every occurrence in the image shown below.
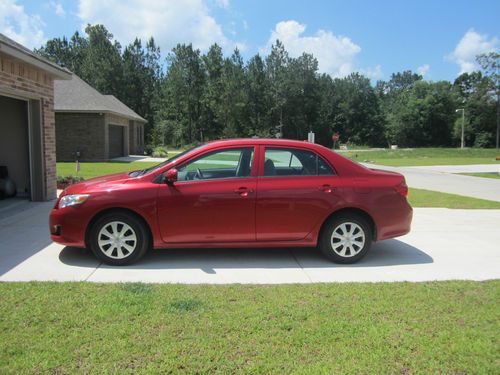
[473,132,493,148]
[151,146,168,158]
[57,175,84,189]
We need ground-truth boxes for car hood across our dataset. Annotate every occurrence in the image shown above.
[62,172,132,195]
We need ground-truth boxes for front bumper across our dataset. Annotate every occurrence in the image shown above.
[49,206,88,248]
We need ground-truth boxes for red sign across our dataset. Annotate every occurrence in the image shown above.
[332,133,340,142]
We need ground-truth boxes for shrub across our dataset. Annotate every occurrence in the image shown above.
[151,146,168,158]
[57,175,84,189]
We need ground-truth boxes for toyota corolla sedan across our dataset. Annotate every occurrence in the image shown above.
[50,139,412,265]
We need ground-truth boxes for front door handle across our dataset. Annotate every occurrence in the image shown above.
[234,187,254,197]
[319,184,334,193]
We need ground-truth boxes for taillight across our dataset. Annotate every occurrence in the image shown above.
[395,182,408,198]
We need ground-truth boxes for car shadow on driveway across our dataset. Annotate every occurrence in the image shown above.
[0,201,54,277]
[59,239,433,274]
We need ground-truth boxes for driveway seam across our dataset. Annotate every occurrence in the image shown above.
[289,248,313,283]
[84,261,103,281]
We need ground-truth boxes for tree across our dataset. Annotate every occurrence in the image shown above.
[453,72,496,147]
[331,73,384,146]
[201,44,224,139]
[387,81,456,147]
[246,54,270,136]
[477,52,500,148]
[157,44,204,146]
[266,40,289,134]
[219,48,247,137]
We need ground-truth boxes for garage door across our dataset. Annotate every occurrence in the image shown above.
[109,125,124,158]
[0,96,45,201]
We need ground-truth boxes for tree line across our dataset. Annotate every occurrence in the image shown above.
[37,24,500,149]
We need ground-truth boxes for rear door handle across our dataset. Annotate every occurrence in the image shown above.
[319,184,334,193]
[234,187,254,197]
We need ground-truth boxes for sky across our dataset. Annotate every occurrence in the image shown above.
[0,0,499,82]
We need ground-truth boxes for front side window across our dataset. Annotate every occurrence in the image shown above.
[263,147,334,177]
[177,147,254,181]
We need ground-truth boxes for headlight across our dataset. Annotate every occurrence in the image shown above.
[58,194,89,209]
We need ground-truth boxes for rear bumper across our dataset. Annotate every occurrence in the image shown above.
[376,201,413,241]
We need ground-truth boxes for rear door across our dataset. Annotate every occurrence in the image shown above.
[256,145,340,241]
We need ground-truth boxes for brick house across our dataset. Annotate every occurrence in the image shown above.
[0,33,71,201]
[54,73,146,161]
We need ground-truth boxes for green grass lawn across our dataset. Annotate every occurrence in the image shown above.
[459,172,500,180]
[342,148,500,166]
[57,161,158,179]
[0,281,498,374]
[409,188,500,209]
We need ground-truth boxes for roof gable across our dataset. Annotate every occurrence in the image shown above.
[0,33,70,80]
[54,74,146,122]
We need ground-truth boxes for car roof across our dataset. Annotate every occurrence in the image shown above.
[207,138,326,149]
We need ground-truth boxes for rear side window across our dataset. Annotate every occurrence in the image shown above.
[264,148,335,177]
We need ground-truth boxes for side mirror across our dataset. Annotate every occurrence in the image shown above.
[165,168,178,184]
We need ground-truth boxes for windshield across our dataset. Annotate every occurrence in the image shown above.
[136,144,205,175]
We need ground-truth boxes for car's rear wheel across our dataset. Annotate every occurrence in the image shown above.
[89,212,149,265]
[319,214,372,263]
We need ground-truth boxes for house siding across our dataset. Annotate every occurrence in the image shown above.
[0,51,57,200]
[55,113,106,161]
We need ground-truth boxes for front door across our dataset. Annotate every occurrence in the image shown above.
[157,147,257,243]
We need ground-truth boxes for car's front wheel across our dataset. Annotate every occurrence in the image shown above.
[319,214,372,263]
[88,212,149,265]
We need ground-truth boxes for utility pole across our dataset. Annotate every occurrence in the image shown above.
[496,92,499,148]
[456,108,465,148]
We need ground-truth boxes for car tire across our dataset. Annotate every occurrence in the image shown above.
[319,214,372,264]
[88,212,149,266]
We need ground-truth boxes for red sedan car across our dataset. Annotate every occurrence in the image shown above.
[50,139,412,265]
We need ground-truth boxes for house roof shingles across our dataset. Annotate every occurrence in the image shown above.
[54,74,146,123]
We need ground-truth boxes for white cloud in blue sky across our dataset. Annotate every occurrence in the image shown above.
[0,0,45,48]
[417,64,430,77]
[77,0,239,51]
[263,20,362,77]
[1,0,499,81]
[448,29,498,74]
[48,1,65,18]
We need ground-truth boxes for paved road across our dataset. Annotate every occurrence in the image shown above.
[1,202,499,284]
[406,164,500,173]
[364,163,500,202]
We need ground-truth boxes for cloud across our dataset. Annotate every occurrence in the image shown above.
[77,0,237,52]
[448,29,498,74]
[49,1,66,18]
[263,20,361,77]
[0,0,45,48]
[361,65,383,80]
[417,64,430,77]
[214,0,229,9]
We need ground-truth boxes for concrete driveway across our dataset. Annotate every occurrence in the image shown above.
[1,202,499,284]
